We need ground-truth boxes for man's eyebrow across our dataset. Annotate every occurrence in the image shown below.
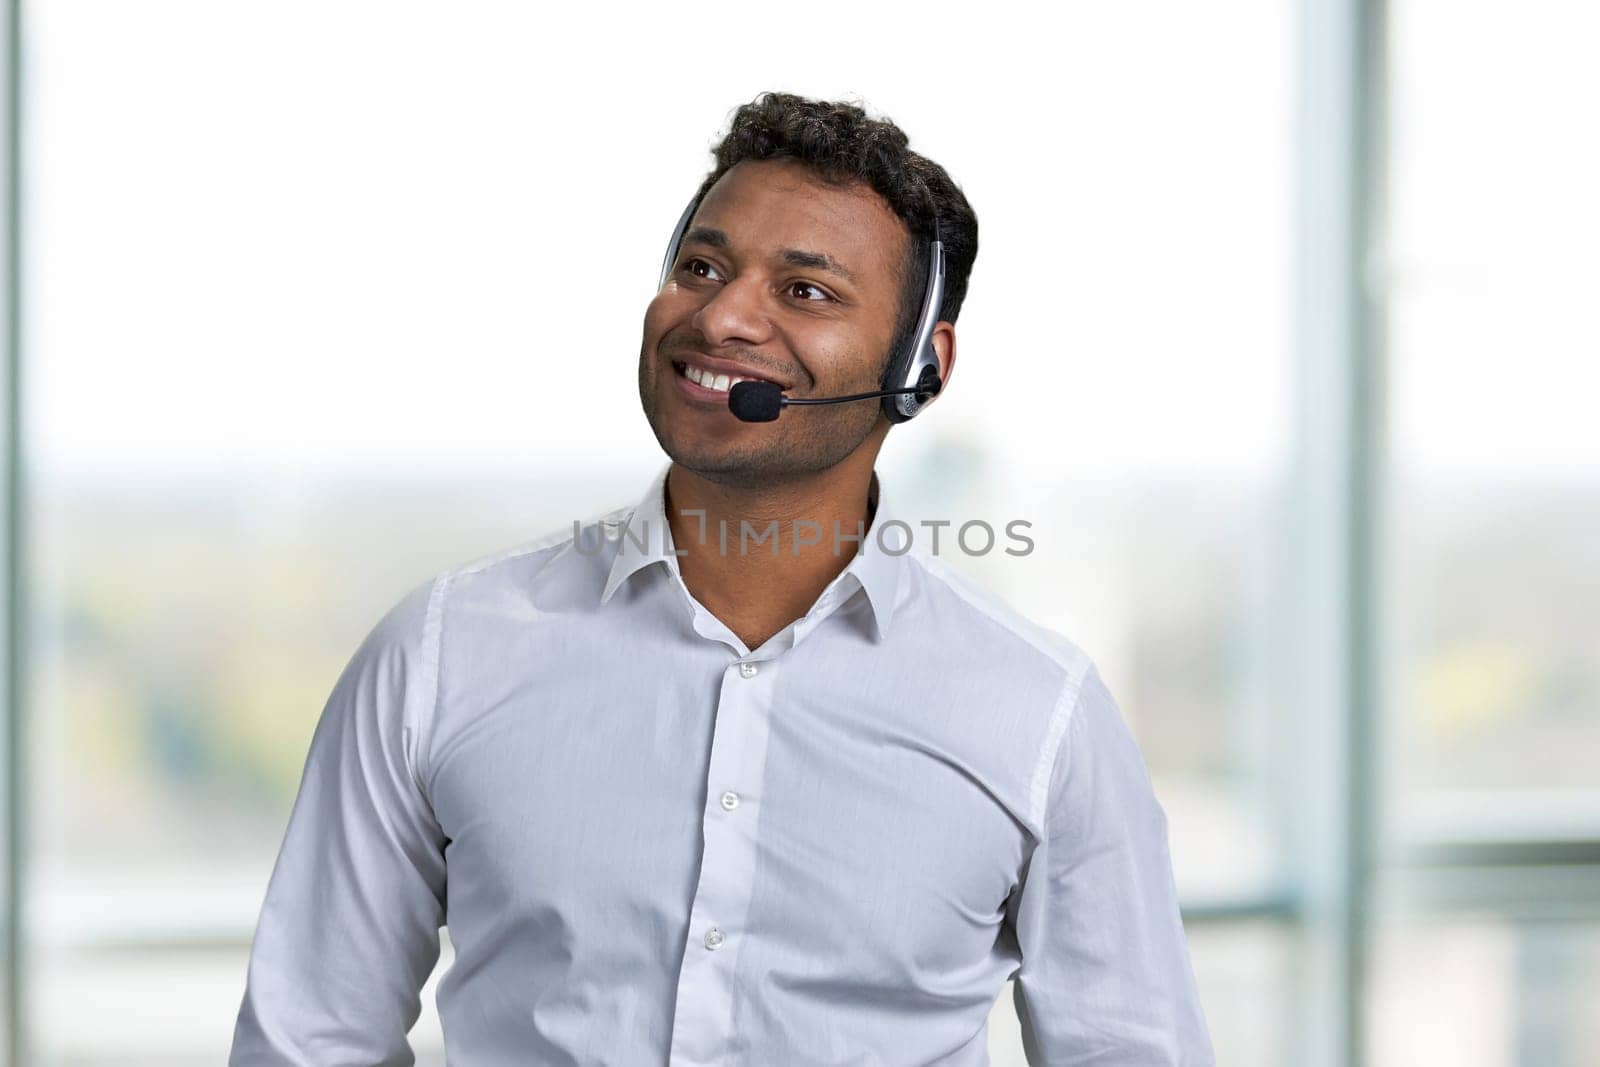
[684,226,730,250]
[683,226,857,284]
[778,247,856,284]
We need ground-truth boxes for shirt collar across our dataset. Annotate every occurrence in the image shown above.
[848,469,905,641]
[598,460,905,641]
[599,460,679,606]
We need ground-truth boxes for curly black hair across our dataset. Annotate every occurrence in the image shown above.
[693,92,979,372]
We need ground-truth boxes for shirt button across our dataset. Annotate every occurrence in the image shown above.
[720,790,740,811]
[703,926,725,950]
[738,661,759,679]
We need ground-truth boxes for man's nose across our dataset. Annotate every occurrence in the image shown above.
[690,273,775,350]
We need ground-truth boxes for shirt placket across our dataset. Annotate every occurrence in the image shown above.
[666,644,780,1066]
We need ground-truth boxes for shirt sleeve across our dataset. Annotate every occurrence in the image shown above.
[229,577,449,1067]
[1008,663,1216,1065]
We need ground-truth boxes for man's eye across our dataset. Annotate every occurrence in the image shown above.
[789,281,832,302]
[682,257,722,281]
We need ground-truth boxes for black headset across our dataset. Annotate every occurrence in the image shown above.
[656,189,947,424]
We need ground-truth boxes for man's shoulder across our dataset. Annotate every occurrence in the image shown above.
[430,499,634,599]
[900,547,1096,698]
[358,498,634,663]
[897,549,1102,835]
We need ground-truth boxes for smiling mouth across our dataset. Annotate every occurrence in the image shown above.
[670,359,783,395]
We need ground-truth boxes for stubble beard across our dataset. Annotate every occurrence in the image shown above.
[636,339,886,491]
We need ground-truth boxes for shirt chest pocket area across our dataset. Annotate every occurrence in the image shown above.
[762,762,1027,983]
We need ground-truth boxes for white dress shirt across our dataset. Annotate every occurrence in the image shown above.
[230,461,1214,1066]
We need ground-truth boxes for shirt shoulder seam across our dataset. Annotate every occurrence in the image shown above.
[410,501,631,797]
[412,569,453,801]
[1032,666,1093,838]
[903,549,1088,675]
[901,550,1095,836]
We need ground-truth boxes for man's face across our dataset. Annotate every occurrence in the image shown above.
[637,158,908,488]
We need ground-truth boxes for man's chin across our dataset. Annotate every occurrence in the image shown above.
[657,435,805,489]
[665,442,767,478]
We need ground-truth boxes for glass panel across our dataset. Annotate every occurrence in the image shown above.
[1385,1,1600,822]
[1368,916,1600,1067]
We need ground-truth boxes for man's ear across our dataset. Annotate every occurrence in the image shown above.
[931,322,957,395]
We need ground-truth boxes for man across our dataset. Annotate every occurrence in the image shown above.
[230,92,1214,1065]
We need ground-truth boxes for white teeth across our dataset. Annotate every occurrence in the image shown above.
[681,362,762,393]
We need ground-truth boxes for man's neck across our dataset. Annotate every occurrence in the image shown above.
[663,458,878,651]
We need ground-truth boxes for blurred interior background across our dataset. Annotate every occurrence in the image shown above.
[0,1,1596,1064]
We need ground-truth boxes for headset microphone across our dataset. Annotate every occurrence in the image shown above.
[657,186,948,425]
[727,364,942,423]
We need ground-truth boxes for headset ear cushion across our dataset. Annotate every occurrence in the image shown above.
[878,342,909,422]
